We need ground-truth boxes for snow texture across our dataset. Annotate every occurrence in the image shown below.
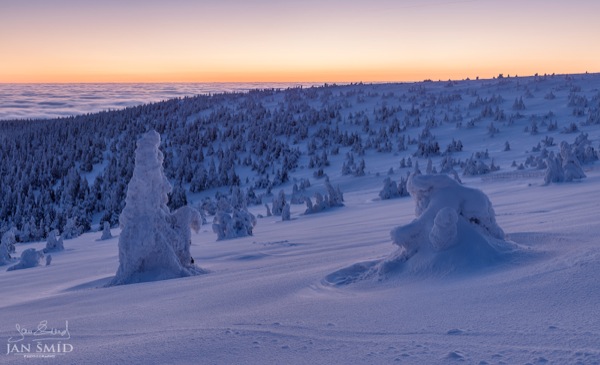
[109,130,204,286]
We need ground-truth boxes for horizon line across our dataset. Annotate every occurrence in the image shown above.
[1,71,598,85]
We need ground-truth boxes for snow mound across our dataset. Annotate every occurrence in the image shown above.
[325,174,520,284]
[108,130,206,286]
[7,248,44,271]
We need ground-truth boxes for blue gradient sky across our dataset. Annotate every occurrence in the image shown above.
[1,0,599,82]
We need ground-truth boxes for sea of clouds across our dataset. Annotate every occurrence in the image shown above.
[0,82,319,121]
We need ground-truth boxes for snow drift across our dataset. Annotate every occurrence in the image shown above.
[326,174,519,284]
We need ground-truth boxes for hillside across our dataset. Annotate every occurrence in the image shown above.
[1,73,600,364]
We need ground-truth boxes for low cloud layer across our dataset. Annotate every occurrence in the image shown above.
[0,83,315,121]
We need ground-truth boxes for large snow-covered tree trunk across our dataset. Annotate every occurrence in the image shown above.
[109,130,204,286]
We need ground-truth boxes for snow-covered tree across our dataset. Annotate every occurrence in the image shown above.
[1,228,16,255]
[62,217,82,240]
[232,208,256,236]
[100,221,113,240]
[43,229,64,253]
[395,173,504,245]
[290,183,305,205]
[212,208,256,240]
[272,190,287,216]
[109,130,204,286]
[282,203,291,221]
[304,179,345,214]
[324,178,344,207]
[379,177,399,200]
[544,152,565,184]
[0,238,11,266]
[7,248,44,271]
[212,211,234,240]
[560,141,586,182]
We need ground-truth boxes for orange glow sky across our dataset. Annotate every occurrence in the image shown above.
[1,0,599,83]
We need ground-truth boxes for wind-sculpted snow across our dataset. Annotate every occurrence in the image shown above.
[326,174,520,284]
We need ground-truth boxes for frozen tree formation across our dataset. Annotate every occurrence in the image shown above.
[304,178,345,214]
[379,176,409,200]
[62,217,82,239]
[7,248,44,271]
[1,228,17,255]
[0,237,11,266]
[544,152,565,184]
[281,203,291,221]
[326,174,518,285]
[43,230,64,253]
[560,141,586,182]
[271,190,287,216]
[544,142,587,184]
[212,211,234,240]
[379,173,515,275]
[100,221,113,240]
[212,208,256,240]
[109,130,205,286]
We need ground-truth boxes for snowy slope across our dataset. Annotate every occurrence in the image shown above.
[2,74,600,364]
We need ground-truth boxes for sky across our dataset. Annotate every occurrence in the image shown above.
[1,0,599,83]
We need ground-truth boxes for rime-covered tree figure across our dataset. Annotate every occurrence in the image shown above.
[544,152,565,184]
[386,174,509,261]
[7,248,44,271]
[0,237,11,266]
[100,221,113,240]
[305,180,345,214]
[272,190,287,216]
[560,141,586,182]
[43,229,64,253]
[109,130,204,286]
[324,178,344,207]
[374,174,513,275]
[212,208,256,240]
[62,217,81,239]
[1,229,16,255]
[282,203,291,221]
[379,177,399,200]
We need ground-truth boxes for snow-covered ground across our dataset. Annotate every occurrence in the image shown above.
[2,74,600,364]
